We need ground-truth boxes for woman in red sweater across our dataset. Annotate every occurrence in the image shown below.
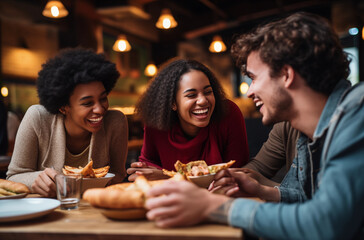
[127,59,249,181]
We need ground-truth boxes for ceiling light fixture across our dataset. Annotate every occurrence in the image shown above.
[209,35,227,53]
[156,8,178,29]
[42,0,69,18]
[144,63,157,77]
[112,35,132,52]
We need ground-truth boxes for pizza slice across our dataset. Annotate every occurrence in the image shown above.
[208,160,236,174]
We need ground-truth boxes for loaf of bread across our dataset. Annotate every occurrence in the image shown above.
[83,188,145,209]
[0,179,30,196]
[83,174,185,209]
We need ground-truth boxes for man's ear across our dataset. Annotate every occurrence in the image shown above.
[282,65,295,88]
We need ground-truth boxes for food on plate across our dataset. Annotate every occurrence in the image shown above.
[83,174,184,209]
[62,159,109,178]
[163,159,236,177]
[0,179,30,197]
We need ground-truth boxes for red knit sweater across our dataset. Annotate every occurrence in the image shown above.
[138,100,250,170]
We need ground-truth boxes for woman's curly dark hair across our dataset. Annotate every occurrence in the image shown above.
[135,58,227,131]
[231,12,351,95]
[37,48,119,114]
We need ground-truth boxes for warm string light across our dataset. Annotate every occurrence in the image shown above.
[239,82,249,95]
[156,9,178,29]
[42,0,68,18]
[209,35,227,53]
[112,35,132,52]
[1,87,9,97]
[144,63,157,77]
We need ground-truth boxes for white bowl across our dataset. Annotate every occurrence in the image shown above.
[188,173,215,188]
[81,173,115,193]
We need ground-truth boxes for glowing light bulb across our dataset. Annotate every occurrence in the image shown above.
[144,64,157,77]
[239,82,249,95]
[163,18,171,29]
[214,42,223,52]
[118,41,127,51]
[1,87,9,97]
[51,6,60,17]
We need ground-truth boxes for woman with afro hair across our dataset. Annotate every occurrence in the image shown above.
[127,58,249,181]
[7,48,128,197]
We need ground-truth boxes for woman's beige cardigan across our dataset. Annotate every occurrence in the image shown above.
[6,105,128,190]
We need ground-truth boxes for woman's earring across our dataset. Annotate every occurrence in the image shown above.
[172,105,177,111]
[59,108,66,115]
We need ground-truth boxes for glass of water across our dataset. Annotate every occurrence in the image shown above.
[55,174,82,210]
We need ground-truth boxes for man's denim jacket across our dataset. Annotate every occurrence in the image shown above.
[229,80,364,240]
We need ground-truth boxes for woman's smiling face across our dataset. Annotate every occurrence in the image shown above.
[63,81,109,135]
[174,70,215,137]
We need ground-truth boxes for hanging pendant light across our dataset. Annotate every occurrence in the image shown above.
[209,35,227,53]
[156,8,178,29]
[42,0,68,18]
[144,63,157,77]
[112,35,132,52]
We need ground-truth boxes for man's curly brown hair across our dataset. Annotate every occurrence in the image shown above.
[135,58,227,130]
[231,12,351,95]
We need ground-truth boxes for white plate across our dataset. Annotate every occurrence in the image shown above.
[82,173,115,193]
[0,198,60,222]
[0,192,28,200]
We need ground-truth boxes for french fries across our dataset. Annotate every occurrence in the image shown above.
[62,159,110,178]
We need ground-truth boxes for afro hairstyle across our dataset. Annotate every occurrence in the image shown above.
[37,48,119,114]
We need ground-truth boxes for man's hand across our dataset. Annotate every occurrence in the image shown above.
[209,169,280,202]
[145,180,230,228]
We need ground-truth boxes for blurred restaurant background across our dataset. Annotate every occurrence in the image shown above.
[0,0,363,164]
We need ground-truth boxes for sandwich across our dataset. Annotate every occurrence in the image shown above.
[0,179,30,197]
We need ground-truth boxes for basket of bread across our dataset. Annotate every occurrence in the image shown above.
[83,174,184,220]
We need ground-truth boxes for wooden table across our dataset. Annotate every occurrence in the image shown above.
[0,199,244,240]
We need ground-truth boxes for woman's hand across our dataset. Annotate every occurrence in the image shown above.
[31,168,58,197]
[127,162,169,181]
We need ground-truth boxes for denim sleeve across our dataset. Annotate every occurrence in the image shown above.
[277,159,308,203]
[228,99,364,240]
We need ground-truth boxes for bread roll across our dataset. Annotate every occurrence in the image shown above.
[0,179,30,194]
[83,188,145,209]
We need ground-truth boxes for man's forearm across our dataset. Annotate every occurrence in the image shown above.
[206,199,234,224]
